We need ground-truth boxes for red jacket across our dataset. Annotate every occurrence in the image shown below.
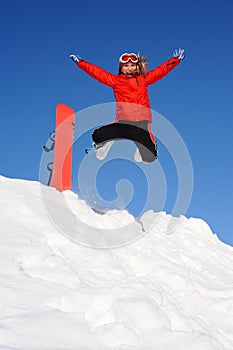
[77,57,180,122]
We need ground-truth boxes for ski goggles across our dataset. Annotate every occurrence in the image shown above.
[119,53,138,64]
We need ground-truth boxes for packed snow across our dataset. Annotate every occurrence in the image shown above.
[0,175,233,350]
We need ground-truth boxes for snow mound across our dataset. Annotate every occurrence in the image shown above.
[0,175,233,350]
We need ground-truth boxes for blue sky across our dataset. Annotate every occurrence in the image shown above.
[1,0,232,246]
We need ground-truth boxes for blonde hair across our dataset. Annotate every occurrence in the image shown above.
[137,52,148,76]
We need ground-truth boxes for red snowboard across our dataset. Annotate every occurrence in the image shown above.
[51,104,75,192]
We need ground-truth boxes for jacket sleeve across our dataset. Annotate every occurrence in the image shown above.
[77,60,117,87]
[145,57,180,86]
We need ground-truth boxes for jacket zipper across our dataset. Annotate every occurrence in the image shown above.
[135,77,139,86]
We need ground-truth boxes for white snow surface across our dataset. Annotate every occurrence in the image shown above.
[0,175,233,350]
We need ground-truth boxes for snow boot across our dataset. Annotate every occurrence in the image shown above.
[94,141,114,160]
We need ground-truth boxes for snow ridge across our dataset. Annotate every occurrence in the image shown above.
[0,175,233,350]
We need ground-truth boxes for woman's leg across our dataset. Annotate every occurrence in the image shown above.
[92,123,126,145]
[134,139,158,163]
[92,121,157,163]
[122,121,157,163]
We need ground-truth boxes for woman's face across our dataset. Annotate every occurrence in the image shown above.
[121,62,137,77]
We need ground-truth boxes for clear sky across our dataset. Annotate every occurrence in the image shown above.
[0,0,232,246]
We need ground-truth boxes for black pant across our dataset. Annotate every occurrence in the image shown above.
[92,120,158,163]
